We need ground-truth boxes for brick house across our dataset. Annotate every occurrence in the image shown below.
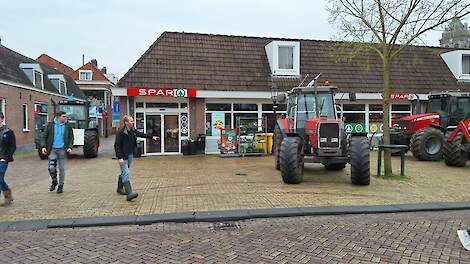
[0,43,85,152]
[113,32,470,155]
[38,55,117,137]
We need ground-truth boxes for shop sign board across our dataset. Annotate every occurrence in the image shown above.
[220,128,238,154]
[211,112,225,137]
[127,88,197,97]
[112,100,121,127]
[389,93,409,101]
[369,122,384,134]
[344,123,365,133]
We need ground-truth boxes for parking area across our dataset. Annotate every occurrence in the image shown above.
[1,136,469,222]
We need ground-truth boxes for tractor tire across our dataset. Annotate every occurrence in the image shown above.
[279,137,304,184]
[443,132,468,167]
[324,163,346,171]
[273,125,282,170]
[350,136,370,185]
[410,127,444,161]
[83,130,99,158]
[38,149,48,160]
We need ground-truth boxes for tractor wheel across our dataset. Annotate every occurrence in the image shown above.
[279,137,304,184]
[443,132,468,167]
[350,136,370,185]
[410,127,444,161]
[38,149,48,160]
[83,130,99,158]
[273,125,283,170]
[324,163,346,171]
[390,136,408,156]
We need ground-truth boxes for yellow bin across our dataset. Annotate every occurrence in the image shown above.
[266,133,273,154]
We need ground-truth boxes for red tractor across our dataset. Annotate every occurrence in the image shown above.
[390,92,470,161]
[273,82,370,185]
[443,117,470,167]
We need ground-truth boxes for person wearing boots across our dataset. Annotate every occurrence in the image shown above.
[114,115,158,201]
[41,111,73,193]
[0,112,16,206]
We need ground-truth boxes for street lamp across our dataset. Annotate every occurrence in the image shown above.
[271,84,279,118]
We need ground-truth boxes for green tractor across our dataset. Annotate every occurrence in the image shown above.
[36,99,100,159]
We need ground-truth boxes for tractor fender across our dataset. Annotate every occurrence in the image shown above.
[428,124,446,134]
[276,119,289,138]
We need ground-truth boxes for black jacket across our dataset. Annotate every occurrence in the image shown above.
[114,127,153,159]
[0,126,16,162]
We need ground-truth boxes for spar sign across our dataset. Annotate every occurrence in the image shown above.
[127,88,197,97]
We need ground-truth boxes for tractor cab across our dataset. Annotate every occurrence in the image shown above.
[281,86,338,137]
[55,101,93,130]
[426,93,470,128]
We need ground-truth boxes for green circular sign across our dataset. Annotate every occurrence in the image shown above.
[175,89,186,97]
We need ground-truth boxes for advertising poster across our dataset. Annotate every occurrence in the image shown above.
[112,100,121,127]
[220,128,238,154]
[211,112,225,137]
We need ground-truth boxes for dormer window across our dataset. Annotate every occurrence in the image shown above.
[79,70,93,80]
[19,63,44,89]
[441,50,470,82]
[265,41,300,76]
[462,55,470,75]
[48,74,67,94]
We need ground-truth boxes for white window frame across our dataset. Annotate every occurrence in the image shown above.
[79,70,93,81]
[19,63,44,89]
[33,70,44,89]
[462,54,470,75]
[0,98,5,125]
[22,103,29,132]
[265,41,300,76]
[47,74,67,94]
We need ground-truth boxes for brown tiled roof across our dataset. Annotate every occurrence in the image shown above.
[118,32,470,93]
[36,54,75,77]
[72,62,109,81]
[0,45,85,99]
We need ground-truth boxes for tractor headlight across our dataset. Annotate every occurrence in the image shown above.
[320,138,328,143]
[331,138,339,143]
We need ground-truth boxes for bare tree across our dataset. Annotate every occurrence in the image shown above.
[327,0,470,176]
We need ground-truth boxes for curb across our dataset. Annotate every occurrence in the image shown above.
[1,202,469,232]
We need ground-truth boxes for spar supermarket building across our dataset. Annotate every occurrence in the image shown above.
[112,32,470,155]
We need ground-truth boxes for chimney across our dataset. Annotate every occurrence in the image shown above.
[90,59,98,67]
[101,66,107,74]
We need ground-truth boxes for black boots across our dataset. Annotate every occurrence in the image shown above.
[49,180,58,192]
[123,181,138,201]
[117,177,126,195]
[57,185,63,193]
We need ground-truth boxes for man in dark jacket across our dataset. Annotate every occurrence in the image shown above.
[41,111,74,193]
[114,115,158,201]
[0,112,16,206]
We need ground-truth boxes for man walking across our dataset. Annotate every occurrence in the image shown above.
[41,111,73,193]
[114,115,158,201]
[0,112,16,206]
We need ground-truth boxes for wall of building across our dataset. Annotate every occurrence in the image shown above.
[0,83,68,152]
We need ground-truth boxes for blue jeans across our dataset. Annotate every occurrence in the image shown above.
[0,161,9,192]
[119,154,133,183]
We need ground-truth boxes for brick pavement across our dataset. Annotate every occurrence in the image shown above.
[1,210,470,263]
[0,136,469,222]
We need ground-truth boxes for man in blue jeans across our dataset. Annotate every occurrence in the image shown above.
[41,111,74,193]
[114,115,158,201]
[0,112,16,206]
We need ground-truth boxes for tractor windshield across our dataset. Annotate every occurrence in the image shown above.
[57,104,87,129]
[296,93,335,128]
[427,97,448,114]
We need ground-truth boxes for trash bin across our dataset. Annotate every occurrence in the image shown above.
[266,133,273,154]
[196,134,206,154]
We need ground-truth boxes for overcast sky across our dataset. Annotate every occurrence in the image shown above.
[0,0,452,78]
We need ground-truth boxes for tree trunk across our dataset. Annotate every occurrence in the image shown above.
[382,57,393,176]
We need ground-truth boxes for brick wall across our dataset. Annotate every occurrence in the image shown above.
[0,83,68,152]
[189,98,205,137]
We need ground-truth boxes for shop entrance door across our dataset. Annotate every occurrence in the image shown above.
[145,114,180,154]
